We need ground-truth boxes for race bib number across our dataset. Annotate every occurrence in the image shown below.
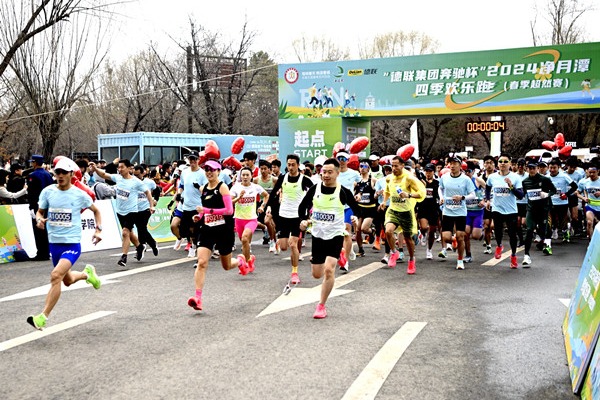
[238,196,255,207]
[48,207,73,227]
[552,189,562,199]
[359,193,371,204]
[445,199,462,209]
[312,211,335,223]
[494,187,511,197]
[116,188,131,201]
[205,214,225,227]
[426,188,433,199]
[466,198,479,207]
[527,189,542,201]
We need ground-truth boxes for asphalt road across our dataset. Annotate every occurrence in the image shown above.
[0,232,587,399]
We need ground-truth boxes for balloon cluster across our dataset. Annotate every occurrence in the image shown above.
[331,137,417,171]
[541,132,572,159]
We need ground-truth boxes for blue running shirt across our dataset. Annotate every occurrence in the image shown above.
[39,185,93,243]
[486,172,522,214]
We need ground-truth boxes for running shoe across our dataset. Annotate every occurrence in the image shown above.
[237,255,249,275]
[262,231,270,245]
[398,252,405,263]
[407,259,416,274]
[135,244,146,261]
[173,238,183,250]
[187,296,202,311]
[446,243,453,252]
[494,245,504,259]
[349,247,357,261]
[184,242,192,252]
[188,246,196,258]
[426,249,433,260]
[152,245,159,257]
[438,249,447,259]
[463,256,473,263]
[562,231,571,243]
[269,240,276,253]
[313,303,327,319]
[510,255,518,269]
[551,229,558,240]
[522,254,532,267]
[337,249,347,268]
[357,248,365,257]
[291,272,300,284]
[248,255,256,273]
[484,245,492,254]
[274,242,281,255]
[381,255,389,264]
[456,260,465,270]
[534,234,541,243]
[27,313,47,330]
[543,245,553,255]
[388,250,400,268]
[84,264,101,289]
[420,233,428,246]
[211,250,220,259]
[372,237,381,251]
[117,255,127,268]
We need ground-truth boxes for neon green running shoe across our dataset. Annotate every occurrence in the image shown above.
[84,264,101,289]
[27,313,47,330]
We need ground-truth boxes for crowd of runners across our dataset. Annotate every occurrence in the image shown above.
[9,148,600,327]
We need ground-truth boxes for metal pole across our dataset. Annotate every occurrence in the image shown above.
[186,46,193,134]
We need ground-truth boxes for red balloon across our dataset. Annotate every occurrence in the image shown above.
[198,150,208,165]
[379,155,394,166]
[439,167,450,177]
[73,179,96,202]
[347,154,359,170]
[396,144,415,161]
[74,168,83,182]
[558,145,573,159]
[541,140,557,151]
[222,156,242,170]
[231,137,245,155]
[555,132,565,148]
[204,140,220,160]
[348,137,369,154]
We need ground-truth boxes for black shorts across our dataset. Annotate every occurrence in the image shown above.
[568,195,579,208]
[483,208,493,221]
[418,204,439,226]
[117,212,138,231]
[358,205,377,220]
[517,203,527,218]
[198,223,235,255]
[278,216,301,239]
[311,236,344,264]
[441,215,467,232]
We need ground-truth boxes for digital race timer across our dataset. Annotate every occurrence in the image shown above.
[465,120,507,134]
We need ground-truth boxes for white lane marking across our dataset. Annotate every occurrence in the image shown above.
[341,321,427,400]
[257,262,383,317]
[559,298,571,307]
[110,244,176,257]
[0,311,115,352]
[482,247,523,266]
[0,257,190,303]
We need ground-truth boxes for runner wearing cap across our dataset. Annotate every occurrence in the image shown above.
[369,154,384,180]
[484,154,524,268]
[515,158,528,247]
[521,161,556,266]
[373,163,392,259]
[178,151,208,258]
[187,160,249,312]
[380,156,426,274]
[480,155,497,255]
[438,156,476,270]
[463,164,486,264]
[548,158,578,244]
[354,158,378,257]
[27,158,102,330]
[565,157,586,237]
[254,160,278,250]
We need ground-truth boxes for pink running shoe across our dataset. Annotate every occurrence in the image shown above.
[407,259,416,274]
[184,242,192,252]
[494,245,504,259]
[510,255,518,269]
[248,255,256,273]
[237,255,249,276]
[187,296,202,311]
[388,251,400,268]
[291,272,300,284]
[313,303,327,319]
[337,248,347,268]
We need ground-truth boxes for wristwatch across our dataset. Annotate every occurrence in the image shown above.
[96,225,103,231]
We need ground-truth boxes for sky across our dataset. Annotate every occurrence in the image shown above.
[110,0,600,64]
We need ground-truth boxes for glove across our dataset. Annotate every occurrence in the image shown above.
[175,193,182,202]
[560,193,567,200]
[539,192,549,199]
[192,182,200,189]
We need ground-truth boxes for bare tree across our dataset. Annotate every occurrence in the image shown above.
[358,31,440,59]
[292,36,351,63]
[530,0,593,46]
[5,6,110,159]
[0,0,110,81]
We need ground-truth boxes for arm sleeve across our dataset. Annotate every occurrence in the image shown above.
[545,178,558,197]
[298,185,317,220]
[512,188,524,200]
[485,184,492,200]
[210,195,234,215]
[566,181,578,196]
[302,175,314,191]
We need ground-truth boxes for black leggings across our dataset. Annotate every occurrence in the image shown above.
[524,207,549,254]
[492,211,518,254]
